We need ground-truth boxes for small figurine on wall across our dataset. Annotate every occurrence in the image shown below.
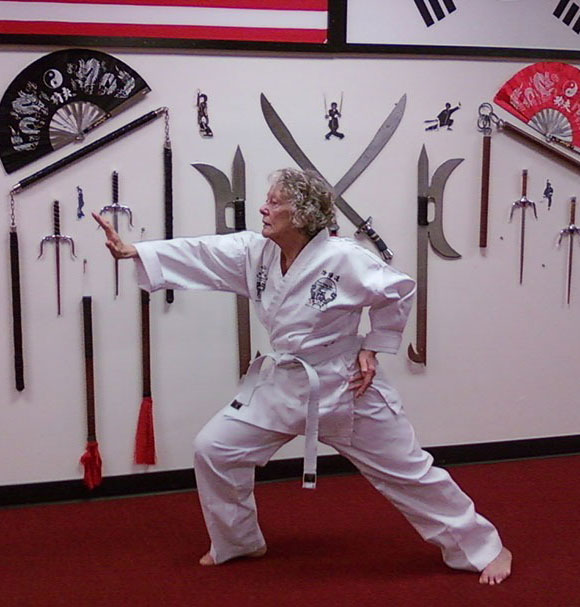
[324,94,344,140]
[196,91,213,138]
[425,102,461,131]
[543,179,554,210]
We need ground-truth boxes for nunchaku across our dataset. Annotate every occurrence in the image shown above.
[7,107,171,391]
[557,197,580,304]
[193,146,252,377]
[99,171,134,298]
[477,103,499,248]
[408,146,463,366]
[509,169,537,285]
[80,261,103,490]
[9,194,24,391]
[38,200,76,316]
[261,92,406,262]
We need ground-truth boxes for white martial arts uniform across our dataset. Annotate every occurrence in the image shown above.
[134,228,503,570]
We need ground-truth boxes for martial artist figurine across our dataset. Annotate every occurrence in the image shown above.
[325,101,344,140]
[425,102,461,131]
[92,169,511,585]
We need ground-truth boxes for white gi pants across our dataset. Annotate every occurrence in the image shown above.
[192,390,503,570]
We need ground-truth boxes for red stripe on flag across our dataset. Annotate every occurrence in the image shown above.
[3,0,328,9]
[0,20,327,43]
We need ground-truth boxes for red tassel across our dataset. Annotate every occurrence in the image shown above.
[135,396,156,465]
[80,441,103,490]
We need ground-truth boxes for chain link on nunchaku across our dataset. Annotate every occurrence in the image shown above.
[38,200,76,316]
[99,171,133,297]
[557,196,580,304]
[509,169,537,285]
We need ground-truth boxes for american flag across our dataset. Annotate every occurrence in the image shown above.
[0,0,328,44]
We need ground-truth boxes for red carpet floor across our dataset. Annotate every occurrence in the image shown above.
[1,455,579,607]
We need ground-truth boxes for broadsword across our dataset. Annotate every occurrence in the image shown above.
[261,93,407,262]
[408,145,463,365]
[192,146,252,377]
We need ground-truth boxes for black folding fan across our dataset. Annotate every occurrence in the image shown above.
[0,48,150,174]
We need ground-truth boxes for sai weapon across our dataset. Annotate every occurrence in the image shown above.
[261,93,408,262]
[38,200,76,316]
[408,146,463,366]
[557,196,580,305]
[509,169,537,285]
[99,171,133,297]
[192,147,252,378]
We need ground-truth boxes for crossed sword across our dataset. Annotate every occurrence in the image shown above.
[260,93,408,262]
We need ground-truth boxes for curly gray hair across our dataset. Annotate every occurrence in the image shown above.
[270,168,336,237]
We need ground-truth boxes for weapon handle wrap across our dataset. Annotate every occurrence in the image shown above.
[479,135,491,248]
[571,197,577,224]
[418,195,429,227]
[12,109,164,194]
[10,229,24,391]
[82,296,96,441]
[112,171,119,204]
[53,200,60,235]
[234,199,246,231]
[164,144,174,304]
[522,169,528,197]
[141,289,152,397]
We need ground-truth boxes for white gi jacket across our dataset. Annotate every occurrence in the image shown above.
[134,229,415,460]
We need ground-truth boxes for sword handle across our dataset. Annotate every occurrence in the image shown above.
[53,200,61,236]
[571,197,576,225]
[112,171,119,204]
[479,134,491,248]
[521,169,528,197]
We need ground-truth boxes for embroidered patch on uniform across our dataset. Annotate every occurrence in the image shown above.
[308,270,339,310]
[256,265,268,301]
[230,399,243,410]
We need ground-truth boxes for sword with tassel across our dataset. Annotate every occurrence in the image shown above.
[99,171,133,298]
[9,193,24,391]
[135,230,156,465]
[38,200,76,315]
[80,259,103,489]
[509,169,537,285]
[557,196,580,304]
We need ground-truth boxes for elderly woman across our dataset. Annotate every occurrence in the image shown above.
[93,168,511,584]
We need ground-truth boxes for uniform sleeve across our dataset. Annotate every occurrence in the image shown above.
[357,254,416,354]
[133,231,261,296]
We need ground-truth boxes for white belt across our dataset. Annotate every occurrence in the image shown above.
[235,335,362,489]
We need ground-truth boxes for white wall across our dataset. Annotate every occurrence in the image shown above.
[1,47,579,486]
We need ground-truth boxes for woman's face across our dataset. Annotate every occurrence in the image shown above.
[260,185,300,244]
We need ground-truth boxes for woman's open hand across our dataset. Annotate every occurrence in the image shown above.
[92,212,138,259]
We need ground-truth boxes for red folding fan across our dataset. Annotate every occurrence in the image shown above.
[494,62,580,150]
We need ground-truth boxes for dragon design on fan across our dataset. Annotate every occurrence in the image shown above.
[0,49,150,174]
[494,62,580,155]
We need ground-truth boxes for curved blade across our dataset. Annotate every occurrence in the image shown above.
[192,163,234,235]
[428,158,464,259]
[333,94,406,198]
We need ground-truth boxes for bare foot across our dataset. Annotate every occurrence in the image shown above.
[199,545,267,566]
[479,547,512,585]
